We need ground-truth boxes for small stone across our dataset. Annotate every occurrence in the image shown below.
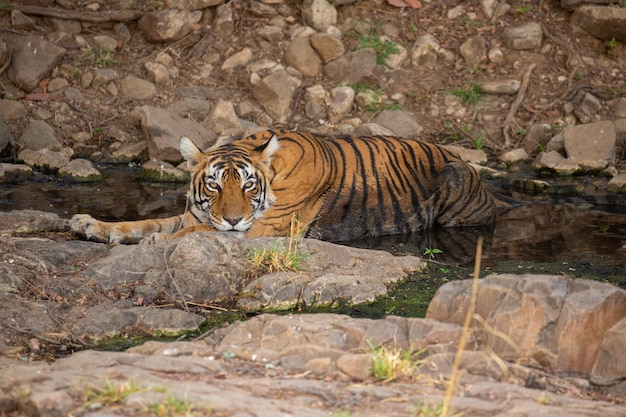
[141,160,189,182]
[500,22,543,50]
[480,79,521,95]
[120,75,157,100]
[222,48,253,71]
[58,158,102,182]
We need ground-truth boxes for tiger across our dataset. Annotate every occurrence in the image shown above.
[70,129,497,244]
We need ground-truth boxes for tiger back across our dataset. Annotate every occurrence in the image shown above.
[70,129,496,244]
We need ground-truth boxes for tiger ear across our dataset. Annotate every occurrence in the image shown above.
[180,136,202,170]
[254,134,280,167]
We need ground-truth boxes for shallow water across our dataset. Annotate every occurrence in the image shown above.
[2,166,626,284]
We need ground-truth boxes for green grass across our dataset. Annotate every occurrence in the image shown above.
[350,24,401,67]
[447,83,484,105]
[368,342,426,382]
[248,214,309,275]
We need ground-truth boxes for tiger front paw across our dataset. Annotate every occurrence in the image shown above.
[70,214,110,243]
[139,232,167,245]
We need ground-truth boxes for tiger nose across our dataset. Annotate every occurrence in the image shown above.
[224,216,243,226]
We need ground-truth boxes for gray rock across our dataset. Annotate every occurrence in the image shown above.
[258,25,283,43]
[571,5,626,42]
[111,141,149,163]
[427,274,626,378]
[10,10,36,30]
[18,120,62,151]
[563,121,616,170]
[498,148,530,164]
[203,99,243,136]
[352,123,395,136]
[284,36,322,78]
[323,48,380,85]
[120,75,157,100]
[0,99,27,120]
[166,0,224,10]
[310,33,345,62]
[93,35,118,52]
[608,173,626,193]
[480,79,521,95]
[0,115,13,154]
[532,150,581,175]
[141,159,189,182]
[18,148,72,172]
[144,61,172,85]
[443,145,488,165]
[304,84,328,119]
[138,9,192,42]
[500,22,543,50]
[371,110,422,138]
[58,158,102,182]
[519,123,552,154]
[252,69,302,123]
[574,92,602,123]
[137,105,217,163]
[7,36,66,92]
[460,35,488,67]
[327,85,354,123]
[221,48,253,71]
[168,98,213,120]
[0,163,32,183]
[410,34,452,68]
[302,0,337,31]
[214,2,235,37]
[91,68,119,89]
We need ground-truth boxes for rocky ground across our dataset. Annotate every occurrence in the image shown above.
[2,0,626,416]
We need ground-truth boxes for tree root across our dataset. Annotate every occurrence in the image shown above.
[502,63,536,148]
[4,4,143,23]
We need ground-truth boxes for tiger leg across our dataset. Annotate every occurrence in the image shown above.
[427,161,496,227]
[70,213,192,244]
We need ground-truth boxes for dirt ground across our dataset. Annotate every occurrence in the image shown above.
[1,0,625,165]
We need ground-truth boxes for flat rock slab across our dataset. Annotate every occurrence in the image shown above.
[1,314,624,417]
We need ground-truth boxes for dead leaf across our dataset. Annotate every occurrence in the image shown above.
[387,0,421,8]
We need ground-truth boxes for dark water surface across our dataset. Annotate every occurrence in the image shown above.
[2,166,626,286]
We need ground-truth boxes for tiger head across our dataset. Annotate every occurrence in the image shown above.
[179,135,279,232]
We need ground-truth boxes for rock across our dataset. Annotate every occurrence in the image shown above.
[519,123,552,154]
[203,99,243,136]
[0,99,27,120]
[302,0,337,31]
[252,69,302,123]
[120,75,157,100]
[168,98,213,120]
[18,148,72,172]
[214,2,235,37]
[310,33,345,62]
[304,84,328,120]
[480,79,521,95]
[144,61,172,85]
[371,110,422,138]
[58,158,102,182]
[323,48,380,85]
[138,8,192,42]
[500,22,543,50]
[0,163,32,183]
[427,274,626,377]
[607,173,626,193]
[460,35,488,67]
[563,121,615,171]
[7,36,66,92]
[19,120,62,152]
[111,141,149,163]
[10,10,36,30]
[443,145,487,165]
[0,116,13,155]
[284,36,322,78]
[499,148,530,164]
[90,68,119,89]
[571,5,626,43]
[137,105,217,163]
[410,34,443,68]
[532,150,581,176]
[141,160,189,182]
[327,86,354,123]
[574,92,602,123]
[167,0,223,10]
[221,47,253,71]
[93,35,118,52]
[353,123,395,136]
[592,317,626,385]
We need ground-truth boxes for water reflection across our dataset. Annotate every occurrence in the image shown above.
[1,168,626,271]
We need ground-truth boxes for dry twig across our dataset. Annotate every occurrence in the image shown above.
[502,63,536,148]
